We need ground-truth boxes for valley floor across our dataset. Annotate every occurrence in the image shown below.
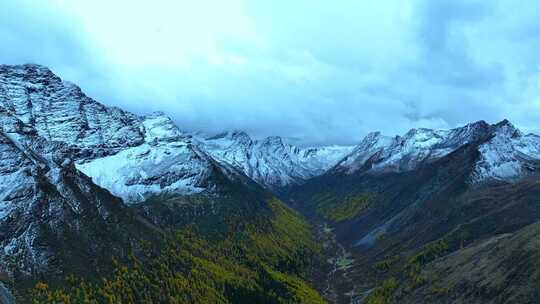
[312,221,376,304]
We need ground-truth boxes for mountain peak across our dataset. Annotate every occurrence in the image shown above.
[363,131,383,141]
[0,64,144,155]
[261,136,284,147]
[493,119,522,138]
[496,118,512,126]
[230,130,251,143]
[469,120,490,128]
[142,112,186,143]
[402,127,445,142]
[0,63,58,81]
[206,130,252,144]
[335,119,533,175]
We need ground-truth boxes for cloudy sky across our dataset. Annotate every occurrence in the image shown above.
[1,0,540,145]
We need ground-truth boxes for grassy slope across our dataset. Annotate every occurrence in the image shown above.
[28,199,325,304]
[8,158,325,303]
[392,220,540,303]
[315,193,371,222]
[361,178,540,304]
[288,141,540,303]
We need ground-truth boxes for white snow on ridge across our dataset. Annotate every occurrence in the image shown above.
[76,142,209,203]
[473,121,540,182]
[334,124,487,174]
[141,112,186,143]
[336,119,540,183]
[6,63,540,206]
[301,145,356,171]
[76,113,213,203]
[336,132,396,173]
[1,64,355,203]
[0,64,144,153]
[198,131,353,188]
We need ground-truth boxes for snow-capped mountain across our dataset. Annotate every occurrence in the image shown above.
[76,113,229,203]
[473,120,540,182]
[334,120,491,173]
[0,64,264,279]
[0,64,144,159]
[0,64,350,203]
[0,108,141,275]
[3,64,540,202]
[0,65,244,203]
[334,120,540,183]
[0,65,350,302]
[198,131,353,189]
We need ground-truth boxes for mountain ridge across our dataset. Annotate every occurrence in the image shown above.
[3,63,540,303]
[333,119,540,184]
[198,129,354,189]
[0,63,329,303]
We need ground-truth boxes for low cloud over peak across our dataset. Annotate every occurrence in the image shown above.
[2,0,540,146]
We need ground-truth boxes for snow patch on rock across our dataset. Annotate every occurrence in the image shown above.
[76,141,210,203]
[473,121,540,182]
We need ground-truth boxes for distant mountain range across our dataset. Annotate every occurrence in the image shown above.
[334,119,540,181]
[2,64,540,303]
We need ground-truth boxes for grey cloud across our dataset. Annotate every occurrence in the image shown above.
[1,1,540,146]
[1,2,87,70]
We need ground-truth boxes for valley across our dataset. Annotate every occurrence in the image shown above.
[1,64,540,303]
[317,223,358,303]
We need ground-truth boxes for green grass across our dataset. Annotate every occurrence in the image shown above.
[373,255,400,272]
[316,193,371,222]
[407,239,449,269]
[361,239,452,302]
[365,277,399,304]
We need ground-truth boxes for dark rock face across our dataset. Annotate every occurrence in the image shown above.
[0,64,144,158]
[0,108,160,279]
